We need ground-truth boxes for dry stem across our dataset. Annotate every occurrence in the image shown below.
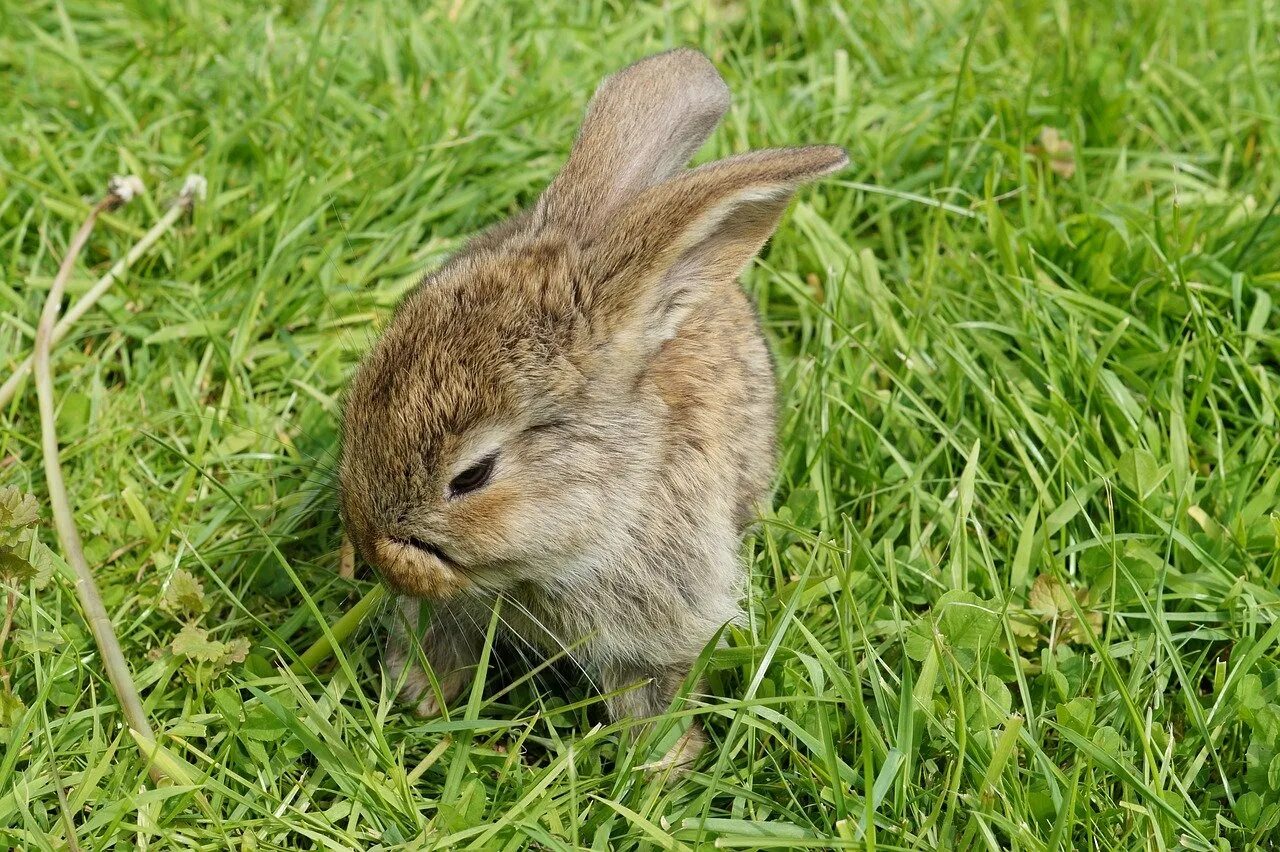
[33,176,164,785]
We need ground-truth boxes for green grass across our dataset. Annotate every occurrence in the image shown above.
[3,0,1280,847]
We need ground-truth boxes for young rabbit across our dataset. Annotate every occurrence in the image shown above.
[339,48,846,772]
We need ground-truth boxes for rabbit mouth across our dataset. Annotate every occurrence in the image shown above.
[373,537,471,599]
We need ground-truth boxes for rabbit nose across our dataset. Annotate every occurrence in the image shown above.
[400,536,452,564]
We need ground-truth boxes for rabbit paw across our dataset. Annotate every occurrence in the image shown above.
[639,723,706,780]
[385,599,478,717]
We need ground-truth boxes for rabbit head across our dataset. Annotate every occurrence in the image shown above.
[339,48,846,601]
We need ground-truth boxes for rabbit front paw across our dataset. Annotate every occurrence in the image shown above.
[385,597,479,717]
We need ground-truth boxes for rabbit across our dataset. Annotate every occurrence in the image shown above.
[338,47,847,774]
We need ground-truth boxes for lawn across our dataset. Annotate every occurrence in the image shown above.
[3,0,1280,848]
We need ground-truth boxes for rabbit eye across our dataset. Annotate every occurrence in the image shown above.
[449,453,497,497]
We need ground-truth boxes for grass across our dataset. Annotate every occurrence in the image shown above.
[3,0,1280,847]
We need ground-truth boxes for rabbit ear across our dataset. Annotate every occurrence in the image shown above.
[587,145,848,352]
[537,49,730,234]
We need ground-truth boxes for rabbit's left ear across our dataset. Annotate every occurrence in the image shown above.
[537,49,730,235]
[587,145,848,352]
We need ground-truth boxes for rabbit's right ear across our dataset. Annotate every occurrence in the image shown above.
[537,49,730,235]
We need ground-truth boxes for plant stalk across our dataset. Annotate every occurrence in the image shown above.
[0,586,16,692]
[34,176,165,784]
[291,583,388,673]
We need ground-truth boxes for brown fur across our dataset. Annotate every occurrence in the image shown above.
[339,48,846,774]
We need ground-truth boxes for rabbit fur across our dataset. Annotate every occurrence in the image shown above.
[339,47,846,772]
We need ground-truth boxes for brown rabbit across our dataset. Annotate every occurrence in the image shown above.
[339,48,846,772]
